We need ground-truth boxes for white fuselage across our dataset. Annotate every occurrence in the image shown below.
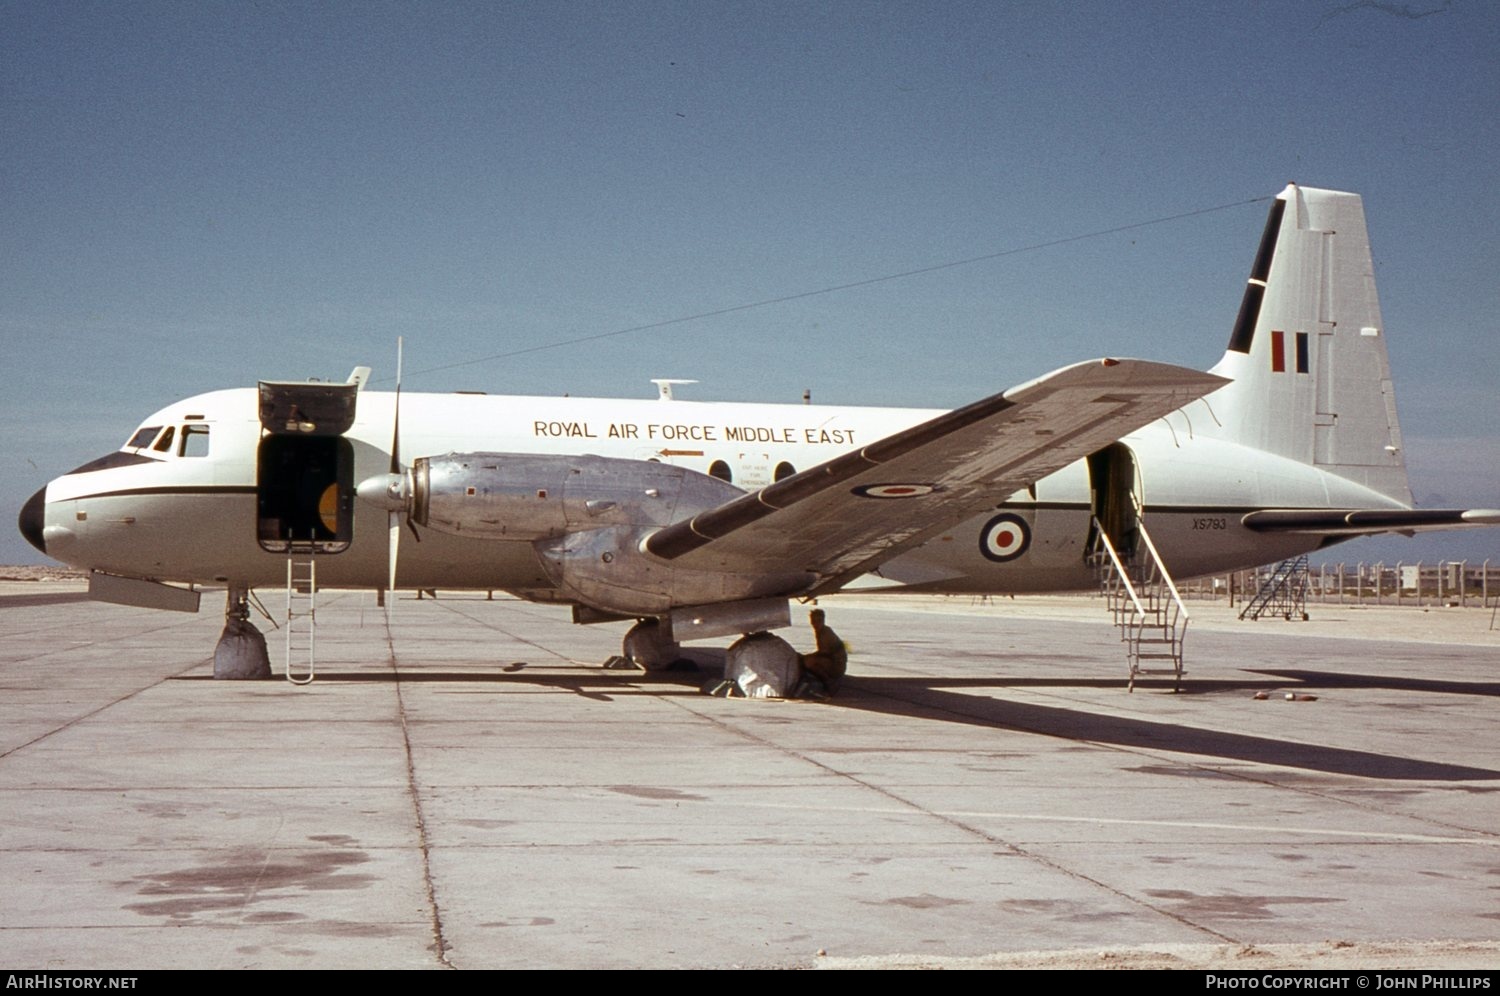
[30,385,1404,599]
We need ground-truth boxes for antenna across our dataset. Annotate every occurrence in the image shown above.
[650,378,698,401]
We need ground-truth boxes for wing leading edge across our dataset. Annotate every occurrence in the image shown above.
[645,358,1227,594]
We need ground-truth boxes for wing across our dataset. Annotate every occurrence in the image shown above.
[1242,508,1500,536]
[646,358,1227,594]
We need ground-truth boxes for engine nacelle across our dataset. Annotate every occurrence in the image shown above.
[533,522,810,615]
[405,452,812,616]
[409,452,744,540]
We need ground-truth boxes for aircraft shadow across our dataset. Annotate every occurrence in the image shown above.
[1250,669,1500,697]
[894,675,1283,693]
[838,676,1500,782]
[174,660,1500,781]
[0,592,91,607]
[174,662,719,699]
[845,667,1500,699]
[316,668,711,689]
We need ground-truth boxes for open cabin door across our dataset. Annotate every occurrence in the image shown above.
[256,382,357,554]
[1086,442,1140,561]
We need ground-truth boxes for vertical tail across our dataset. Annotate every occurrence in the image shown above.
[1205,184,1412,505]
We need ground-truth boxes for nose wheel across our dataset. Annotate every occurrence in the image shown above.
[213,587,271,680]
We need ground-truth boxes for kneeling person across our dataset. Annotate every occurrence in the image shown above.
[800,609,847,696]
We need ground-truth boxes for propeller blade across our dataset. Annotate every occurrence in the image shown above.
[387,337,407,597]
[388,510,400,597]
[389,336,404,475]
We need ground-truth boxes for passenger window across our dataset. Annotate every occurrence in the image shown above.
[708,460,733,483]
[774,461,797,481]
[179,425,210,458]
[153,426,176,453]
[126,426,162,450]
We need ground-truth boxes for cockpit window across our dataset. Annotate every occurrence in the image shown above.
[126,426,162,450]
[179,424,210,458]
[152,426,176,453]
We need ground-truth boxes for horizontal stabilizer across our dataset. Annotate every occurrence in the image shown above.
[1242,508,1500,536]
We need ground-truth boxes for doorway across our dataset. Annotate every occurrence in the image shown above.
[1086,442,1140,561]
[256,435,353,553]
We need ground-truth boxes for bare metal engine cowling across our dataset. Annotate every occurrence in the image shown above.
[407,453,810,615]
[410,452,742,538]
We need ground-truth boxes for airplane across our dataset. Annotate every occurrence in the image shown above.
[17,184,1500,683]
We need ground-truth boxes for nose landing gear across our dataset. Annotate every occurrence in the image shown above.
[214,587,271,680]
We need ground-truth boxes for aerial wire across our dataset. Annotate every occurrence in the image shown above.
[399,194,1272,383]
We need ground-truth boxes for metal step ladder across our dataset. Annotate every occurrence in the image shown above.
[1089,513,1189,692]
[284,554,316,685]
[1238,555,1310,621]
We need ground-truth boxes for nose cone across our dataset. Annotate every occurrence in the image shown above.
[18,487,47,555]
[356,472,408,511]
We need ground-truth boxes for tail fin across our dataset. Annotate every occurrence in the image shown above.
[1205,184,1412,505]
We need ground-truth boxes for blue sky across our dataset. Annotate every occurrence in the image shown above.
[3,0,1497,566]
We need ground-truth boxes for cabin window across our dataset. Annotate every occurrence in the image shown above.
[152,426,176,453]
[126,426,161,450]
[774,461,797,482]
[708,460,733,483]
[179,425,210,458]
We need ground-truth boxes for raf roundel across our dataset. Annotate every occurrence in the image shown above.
[979,513,1031,563]
[851,483,936,499]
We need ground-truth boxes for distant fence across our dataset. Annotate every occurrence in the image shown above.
[1177,561,1500,608]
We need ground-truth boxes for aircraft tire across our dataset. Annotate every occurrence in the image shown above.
[623,619,682,671]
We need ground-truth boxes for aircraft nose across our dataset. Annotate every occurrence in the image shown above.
[18,487,47,555]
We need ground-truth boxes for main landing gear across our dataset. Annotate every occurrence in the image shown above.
[620,618,684,671]
[616,615,828,701]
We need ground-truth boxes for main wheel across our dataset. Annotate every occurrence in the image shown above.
[623,619,682,671]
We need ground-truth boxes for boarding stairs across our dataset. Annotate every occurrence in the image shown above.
[284,553,317,685]
[1089,512,1189,692]
[1238,555,1310,621]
